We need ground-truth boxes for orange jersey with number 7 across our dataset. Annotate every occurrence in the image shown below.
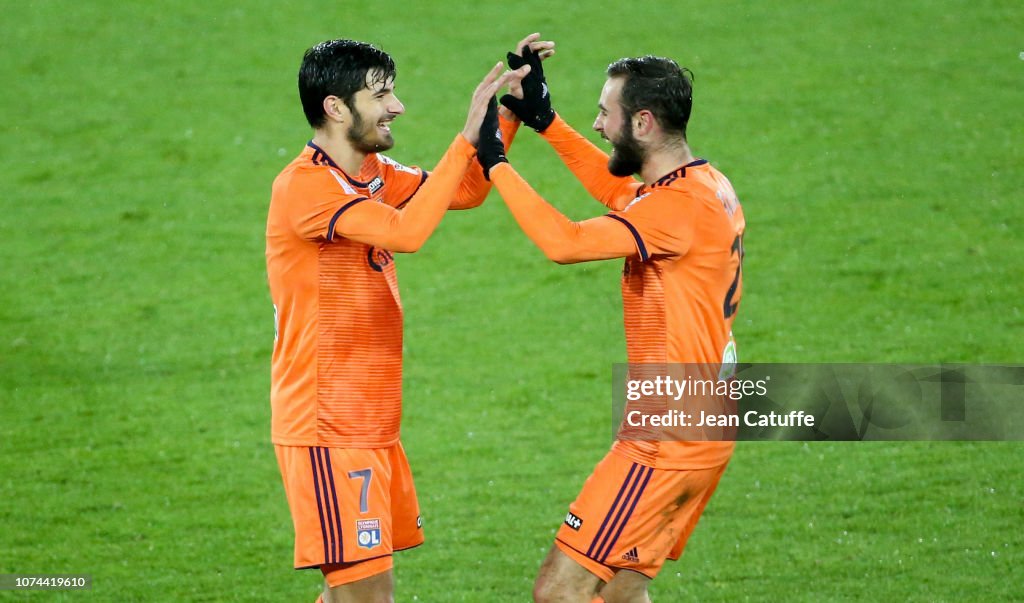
[266,127,521,449]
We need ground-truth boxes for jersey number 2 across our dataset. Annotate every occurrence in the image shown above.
[723,234,743,319]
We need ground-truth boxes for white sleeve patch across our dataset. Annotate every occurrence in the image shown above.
[329,169,358,195]
[624,192,651,211]
[378,154,419,175]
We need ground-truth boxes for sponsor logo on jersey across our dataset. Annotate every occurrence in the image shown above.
[356,519,382,550]
[621,546,639,563]
[367,247,394,272]
[564,511,583,531]
[416,515,423,529]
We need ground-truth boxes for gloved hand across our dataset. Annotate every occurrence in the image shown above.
[476,96,508,180]
[499,44,555,132]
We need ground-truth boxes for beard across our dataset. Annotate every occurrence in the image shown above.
[346,107,394,154]
[607,121,645,177]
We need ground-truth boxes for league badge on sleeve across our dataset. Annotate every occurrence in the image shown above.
[378,154,419,175]
[356,519,382,550]
[368,176,384,195]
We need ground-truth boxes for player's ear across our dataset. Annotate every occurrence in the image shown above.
[323,95,347,124]
[634,110,655,138]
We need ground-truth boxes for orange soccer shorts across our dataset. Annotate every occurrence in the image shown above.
[555,451,728,582]
[275,442,423,585]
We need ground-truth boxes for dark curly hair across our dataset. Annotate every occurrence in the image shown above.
[298,39,396,129]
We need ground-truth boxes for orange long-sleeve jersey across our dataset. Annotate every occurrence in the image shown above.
[493,115,745,469]
[266,118,518,448]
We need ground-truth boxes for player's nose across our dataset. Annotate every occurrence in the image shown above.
[592,114,604,133]
[389,96,406,116]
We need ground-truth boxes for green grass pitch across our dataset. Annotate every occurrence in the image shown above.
[1,1,1021,600]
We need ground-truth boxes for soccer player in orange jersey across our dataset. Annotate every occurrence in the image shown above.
[476,41,745,603]
[266,39,540,603]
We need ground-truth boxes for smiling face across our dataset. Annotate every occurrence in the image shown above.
[594,76,645,177]
[344,70,405,154]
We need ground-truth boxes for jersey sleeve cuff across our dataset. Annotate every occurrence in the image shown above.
[499,112,522,132]
[488,161,515,182]
[539,113,572,141]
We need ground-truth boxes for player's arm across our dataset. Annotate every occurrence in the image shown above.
[489,162,637,264]
[447,114,521,209]
[449,35,552,210]
[332,134,476,252]
[499,36,639,211]
[479,98,635,263]
[479,100,689,264]
[540,114,641,211]
[335,63,522,252]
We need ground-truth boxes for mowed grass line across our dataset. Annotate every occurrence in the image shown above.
[2,1,1022,601]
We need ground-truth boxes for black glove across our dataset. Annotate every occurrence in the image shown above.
[476,96,507,180]
[500,45,555,132]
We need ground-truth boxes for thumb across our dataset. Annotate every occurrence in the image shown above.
[499,93,522,110]
[506,51,526,69]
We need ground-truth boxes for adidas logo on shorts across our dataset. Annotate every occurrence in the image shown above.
[621,547,639,563]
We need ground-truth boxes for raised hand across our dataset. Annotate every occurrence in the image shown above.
[462,62,523,146]
[500,33,556,132]
[504,33,555,102]
[476,97,508,180]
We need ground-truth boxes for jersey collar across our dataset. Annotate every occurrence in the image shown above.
[650,159,708,188]
[306,142,374,188]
